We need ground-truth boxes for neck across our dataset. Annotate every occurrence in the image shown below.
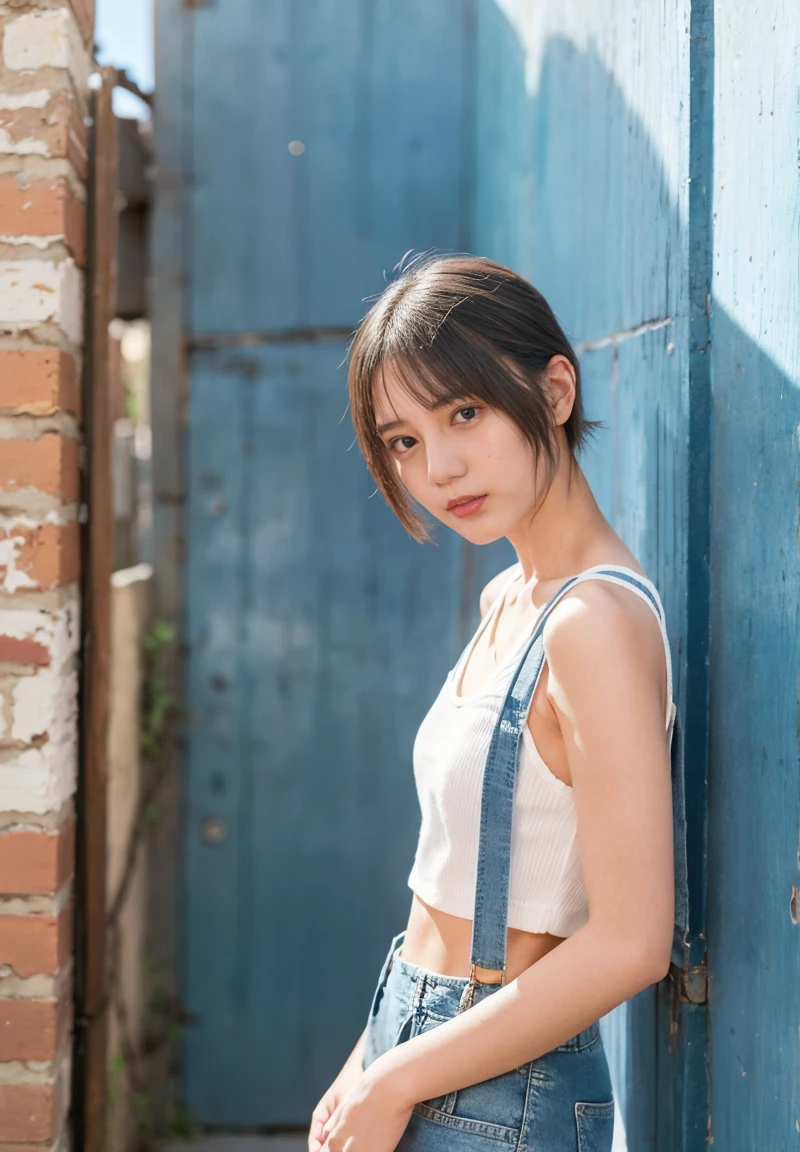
[508,455,614,586]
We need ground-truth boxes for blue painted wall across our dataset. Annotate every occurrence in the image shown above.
[188,0,477,334]
[473,2,799,1149]
[706,6,800,1147]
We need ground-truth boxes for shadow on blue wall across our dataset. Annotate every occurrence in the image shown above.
[474,6,800,1149]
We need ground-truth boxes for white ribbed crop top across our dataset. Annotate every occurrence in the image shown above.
[407,563,676,937]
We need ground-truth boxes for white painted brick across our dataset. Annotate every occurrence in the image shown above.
[0,511,79,593]
[0,742,76,814]
[3,9,92,96]
[12,665,78,744]
[0,591,80,813]
[0,90,52,111]
[0,127,50,158]
[0,233,65,249]
[0,521,37,592]
[0,600,80,664]
[0,258,84,344]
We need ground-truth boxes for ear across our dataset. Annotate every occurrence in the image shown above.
[543,355,577,427]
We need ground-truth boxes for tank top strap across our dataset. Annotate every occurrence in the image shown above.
[467,566,683,981]
[558,566,674,731]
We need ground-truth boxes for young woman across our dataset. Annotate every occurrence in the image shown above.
[309,252,678,1152]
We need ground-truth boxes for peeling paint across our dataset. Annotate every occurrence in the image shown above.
[12,666,78,745]
[0,528,37,591]
[0,233,63,248]
[0,258,84,343]
[0,91,52,111]
[2,8,92,96]
[0,743,76,814]
[0,128,50,158]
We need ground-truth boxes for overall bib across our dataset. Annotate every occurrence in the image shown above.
[361,569,686,1151]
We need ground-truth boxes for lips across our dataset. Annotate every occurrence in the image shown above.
[446,494,485,511]
[446,494,487,517]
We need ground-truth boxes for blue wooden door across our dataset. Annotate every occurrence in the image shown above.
[181,0,507,1127]
[471,5,705,1149]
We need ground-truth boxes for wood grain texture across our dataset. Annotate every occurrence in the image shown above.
[706,3,800,1146]
[472,3,703,1149]
[76,66,117,1152]
[188,0,474,334]
[183,344,505,1122]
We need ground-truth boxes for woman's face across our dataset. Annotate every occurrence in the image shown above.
[372,364,552,545]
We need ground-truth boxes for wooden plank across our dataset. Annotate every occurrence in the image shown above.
[150,0,187,622]
[145,0,188,1135]
[187,0,474,334]
[181,342,502,1123]
[474,0,691,343]
[472,4,706,1150]
[706,2,800,1147]
[76,65,118,1152]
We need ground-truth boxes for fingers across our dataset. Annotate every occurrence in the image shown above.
[309,1112,329,1152]
[321,1104,341,1142]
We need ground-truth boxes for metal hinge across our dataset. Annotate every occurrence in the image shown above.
[670,961,708,1005]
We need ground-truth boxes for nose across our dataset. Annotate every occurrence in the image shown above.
[426,434,467,487]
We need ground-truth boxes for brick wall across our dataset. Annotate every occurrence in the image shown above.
[0,0,94,1146]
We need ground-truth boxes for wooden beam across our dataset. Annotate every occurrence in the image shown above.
[75,65,118,1152]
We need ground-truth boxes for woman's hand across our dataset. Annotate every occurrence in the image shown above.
[309,1073,357,1152]
[308,1031,369,1152]
[320,1058,414,1152]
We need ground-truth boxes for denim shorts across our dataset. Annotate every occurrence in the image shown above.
[362,932,615,1151]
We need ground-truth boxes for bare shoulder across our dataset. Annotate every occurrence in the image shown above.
[478,562,519,618]
[546,575,661,631]
[542,578,667,708]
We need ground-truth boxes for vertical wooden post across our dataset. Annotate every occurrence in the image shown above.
[75,65,118,1152]
[145,0,188,1129]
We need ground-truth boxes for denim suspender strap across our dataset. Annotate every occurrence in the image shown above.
[462,568,685,1007]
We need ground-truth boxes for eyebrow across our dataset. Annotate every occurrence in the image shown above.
[376,397,458,436]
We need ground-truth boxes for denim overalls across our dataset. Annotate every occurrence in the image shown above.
[361,568,687,1150]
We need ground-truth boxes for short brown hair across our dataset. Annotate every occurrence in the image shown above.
[346,251,601,542]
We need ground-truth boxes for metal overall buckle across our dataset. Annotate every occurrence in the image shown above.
[458,962,506,1014]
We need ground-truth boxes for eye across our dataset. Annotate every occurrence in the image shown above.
[387,434,417,456]
[453,404,481,423]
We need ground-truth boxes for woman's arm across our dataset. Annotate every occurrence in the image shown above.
[367,580,675,1107]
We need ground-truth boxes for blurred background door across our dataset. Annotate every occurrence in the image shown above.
[180,0,506,1126]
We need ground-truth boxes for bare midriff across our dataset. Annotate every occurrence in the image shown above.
[400,894,566,983]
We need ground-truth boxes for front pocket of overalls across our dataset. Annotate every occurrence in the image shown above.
[409,1011,526,1143]
[575,1098,615,1152]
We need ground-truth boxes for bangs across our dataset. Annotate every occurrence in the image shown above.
[369,318,534,436]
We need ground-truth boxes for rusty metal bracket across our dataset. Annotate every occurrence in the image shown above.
[670,961,708,1005]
